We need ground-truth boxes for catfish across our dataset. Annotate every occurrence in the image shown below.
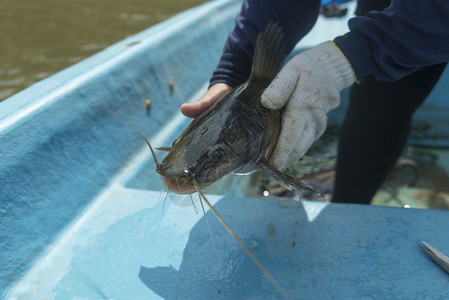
[133,23,318,299]
[156,22,315,196]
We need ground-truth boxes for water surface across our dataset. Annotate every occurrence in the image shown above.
[0,0,207,101]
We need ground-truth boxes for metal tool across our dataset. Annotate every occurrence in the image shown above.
[419,241,449,274]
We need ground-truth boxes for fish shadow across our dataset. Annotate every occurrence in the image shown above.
[138,196,308,299]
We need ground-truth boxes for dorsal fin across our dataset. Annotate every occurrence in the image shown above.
[249,22,287,81]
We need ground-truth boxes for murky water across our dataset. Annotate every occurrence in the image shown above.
[0,0,207,101]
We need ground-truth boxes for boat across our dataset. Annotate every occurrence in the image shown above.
[1,0,448,298]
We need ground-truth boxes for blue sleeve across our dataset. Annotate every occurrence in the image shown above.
[209,0,321,88]
[334,0,449,81]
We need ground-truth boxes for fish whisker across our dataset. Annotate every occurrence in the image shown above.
[189,193,199,214]
[104,106,160,167]
[193,182,217,252]
[193,181,291,300]
[156,186,166,217]
[162,190,170,214]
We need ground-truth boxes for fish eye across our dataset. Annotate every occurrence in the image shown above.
[212,147,225,160]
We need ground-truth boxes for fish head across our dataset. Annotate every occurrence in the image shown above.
[157,115,258,194]
[157,143,239,194]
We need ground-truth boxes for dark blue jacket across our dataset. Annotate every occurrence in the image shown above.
[210,0,449,87]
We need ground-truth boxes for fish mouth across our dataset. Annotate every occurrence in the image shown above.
[161,176,197,194]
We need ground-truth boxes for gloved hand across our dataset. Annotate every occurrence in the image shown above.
[261,41,356,171]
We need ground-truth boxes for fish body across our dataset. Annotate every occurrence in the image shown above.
[158,80,280,193]
[157,22,314,195]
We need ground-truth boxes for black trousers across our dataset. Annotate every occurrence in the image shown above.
[331,0,448,204]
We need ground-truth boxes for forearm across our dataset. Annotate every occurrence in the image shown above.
[334,0,449,81]
[210,0,321,88]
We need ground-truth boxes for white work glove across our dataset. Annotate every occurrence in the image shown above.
[261,41,356,171]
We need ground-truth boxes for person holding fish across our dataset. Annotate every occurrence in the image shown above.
[181,0,449,204]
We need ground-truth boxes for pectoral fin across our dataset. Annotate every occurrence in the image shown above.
[257,161,320,196]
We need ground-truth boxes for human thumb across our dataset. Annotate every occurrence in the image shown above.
[261,64,298,110]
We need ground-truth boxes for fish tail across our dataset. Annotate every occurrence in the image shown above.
[249,22,287,81]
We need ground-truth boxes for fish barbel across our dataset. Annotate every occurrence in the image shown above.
[156,22,315,195]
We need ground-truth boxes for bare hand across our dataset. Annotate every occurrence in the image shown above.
[180,83,232,118]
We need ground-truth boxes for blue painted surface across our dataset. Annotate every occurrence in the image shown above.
[0,0,240,297]
[1,0,449,298]
[7,191,449,299]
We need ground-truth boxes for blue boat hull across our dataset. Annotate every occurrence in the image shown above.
[1,1,448,298]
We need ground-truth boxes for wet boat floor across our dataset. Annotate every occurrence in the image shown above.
[226,129,449,210]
